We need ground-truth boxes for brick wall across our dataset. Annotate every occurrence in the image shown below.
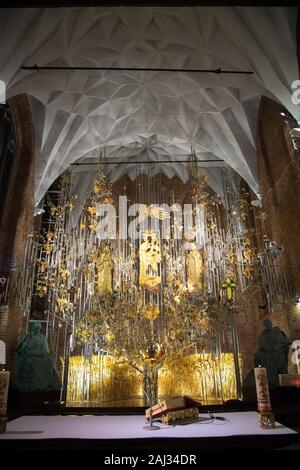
[256,96,300,343]
[2,88,300,390]
[231,10,300,379]
[0,94,35,374]
[232,93,300,381]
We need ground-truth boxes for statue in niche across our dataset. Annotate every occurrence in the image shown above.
[139,230,161,293]
[15,321,61,391]
[185,245,204,292]
[95,244,113,295]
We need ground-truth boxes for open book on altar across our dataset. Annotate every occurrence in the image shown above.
[145,396,201,419]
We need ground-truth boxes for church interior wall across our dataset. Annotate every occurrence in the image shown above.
[256,96,300,343]
[1,9,300,399]
[0,94,35,377]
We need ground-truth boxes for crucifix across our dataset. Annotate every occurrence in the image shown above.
[222,277,236,302]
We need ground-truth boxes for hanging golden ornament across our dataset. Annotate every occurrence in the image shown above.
[129,305,138,319]
[227,249,237,265]
[166,273,175,283]
[49,205,58,216]
[105,331,115,344]
[57,298,68,310]
[36,284,47,297]
[226,271,235,280]
[59,268,70,279]
[89,221,98,232]
[75,327,91,343]
[38,261,48,273]
[65,202,74,211]
[142,302,160,321]
[44,243,53,253]
[93,182,101,194]
[243,266,253,279]
[104,197,114,204]
[242,249,253,262]
[113,347,123,359]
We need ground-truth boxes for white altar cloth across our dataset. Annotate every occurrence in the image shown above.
[0,412,297,441]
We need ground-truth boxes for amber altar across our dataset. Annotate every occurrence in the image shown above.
[2,156,290,407]
[66,353,241,406]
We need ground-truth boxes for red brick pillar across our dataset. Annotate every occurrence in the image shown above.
[256,96,300,341]
[0,94,35,374]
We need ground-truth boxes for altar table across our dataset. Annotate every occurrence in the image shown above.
[0,412,298,450]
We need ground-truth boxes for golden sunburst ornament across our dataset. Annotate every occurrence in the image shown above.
[105,330,115,344]
[140,342,163,361]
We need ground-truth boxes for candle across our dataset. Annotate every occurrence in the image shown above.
[254,367,271,412]
[254,367,275,428]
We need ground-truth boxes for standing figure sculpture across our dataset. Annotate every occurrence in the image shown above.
[139,230,161,293]
[95,244,113,295]
[186,247,204,292]
[15,321,61,391]
[254,319,292,388]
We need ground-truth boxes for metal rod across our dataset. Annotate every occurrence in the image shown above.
[229,306,242,400]
[71,159,224,166]
[61,330,71,405]
[21,65,253,75]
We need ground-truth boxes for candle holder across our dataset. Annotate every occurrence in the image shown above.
[143,406,160,431]
[257,410,275,429]
[0,416,7,433]
[0,370,9,433]
[143,388,160,431]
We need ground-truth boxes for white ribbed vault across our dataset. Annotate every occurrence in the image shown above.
[0,6,299,203]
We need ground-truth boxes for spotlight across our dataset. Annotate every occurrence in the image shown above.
[280,110,296,123]
[34,207,45,216]
[295,296,300,305]
[251,199,262,208]
[290,127,300,150]
[251,192,262,208]
[265,241,283,257]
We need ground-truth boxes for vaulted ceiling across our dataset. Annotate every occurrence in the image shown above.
[0,6,299,204]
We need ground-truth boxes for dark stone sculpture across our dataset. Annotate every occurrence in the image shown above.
[15,321,61,392]
[254,319,292,387]
[244,319,292,389]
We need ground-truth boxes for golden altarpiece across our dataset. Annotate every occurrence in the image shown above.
[0,156,291,406]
